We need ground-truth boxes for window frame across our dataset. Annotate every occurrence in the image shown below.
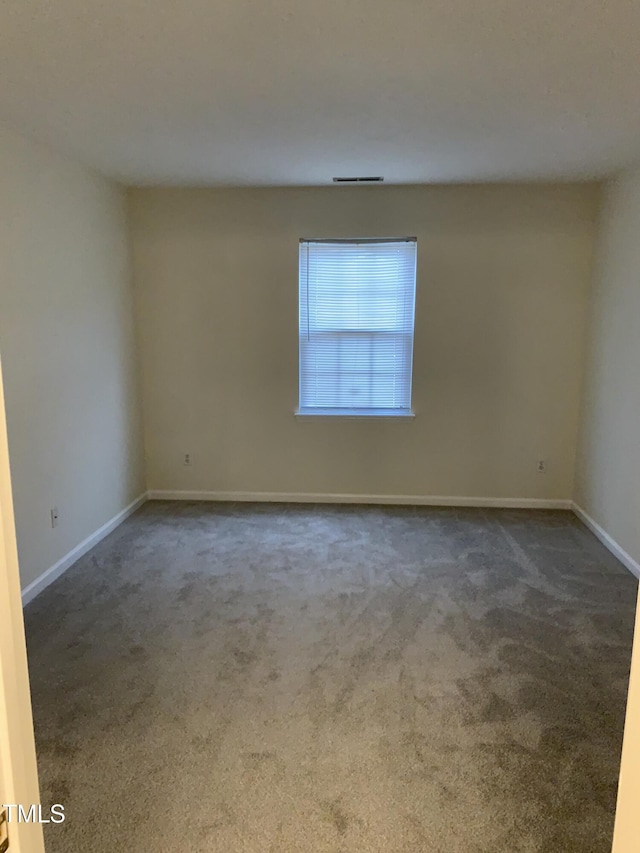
[296,237,417,419]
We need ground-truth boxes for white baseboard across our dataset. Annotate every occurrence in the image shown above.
[148,489,572,510]
[21,492,636,604]
[572,503,640,580]
[21,493,148,606]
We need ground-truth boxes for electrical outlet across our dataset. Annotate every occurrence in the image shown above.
[183,453,192,466]
[50,506,59,528]
[537,459,546,474]
[0,806,9,853]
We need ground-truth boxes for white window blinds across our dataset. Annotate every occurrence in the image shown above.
[298,238,417,415]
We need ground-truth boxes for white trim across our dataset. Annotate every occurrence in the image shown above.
[572,503,640,581]
[148,490,572,510]
[295,408,415,418]
[20,492,638,604]
[21,493,148,606]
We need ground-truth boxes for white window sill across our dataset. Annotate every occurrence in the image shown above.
[295,408,415,419]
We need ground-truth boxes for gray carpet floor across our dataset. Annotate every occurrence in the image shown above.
[24,502,637,852]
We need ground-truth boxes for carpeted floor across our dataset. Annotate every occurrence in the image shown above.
[24,502,637,852]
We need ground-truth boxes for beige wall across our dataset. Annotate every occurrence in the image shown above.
[575,168,640,565]
[0,126,145,590]
[131,184,598,501]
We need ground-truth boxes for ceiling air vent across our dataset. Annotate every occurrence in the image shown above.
[332,176,384,183]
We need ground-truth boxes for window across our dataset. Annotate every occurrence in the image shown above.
[298,238,417,416]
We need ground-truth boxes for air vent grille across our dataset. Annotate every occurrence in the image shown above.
[332,176,384,183]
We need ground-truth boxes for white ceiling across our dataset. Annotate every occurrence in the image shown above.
[2,0,640,186]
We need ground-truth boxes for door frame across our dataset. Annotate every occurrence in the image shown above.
[612,587,640,852]
[0,360,45,853]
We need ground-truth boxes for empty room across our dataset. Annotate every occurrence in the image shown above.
[1,1,640,852]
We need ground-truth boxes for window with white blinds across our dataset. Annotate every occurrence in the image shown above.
[298,238,417,416]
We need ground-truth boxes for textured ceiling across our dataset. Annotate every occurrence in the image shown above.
[2,0,640,185]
